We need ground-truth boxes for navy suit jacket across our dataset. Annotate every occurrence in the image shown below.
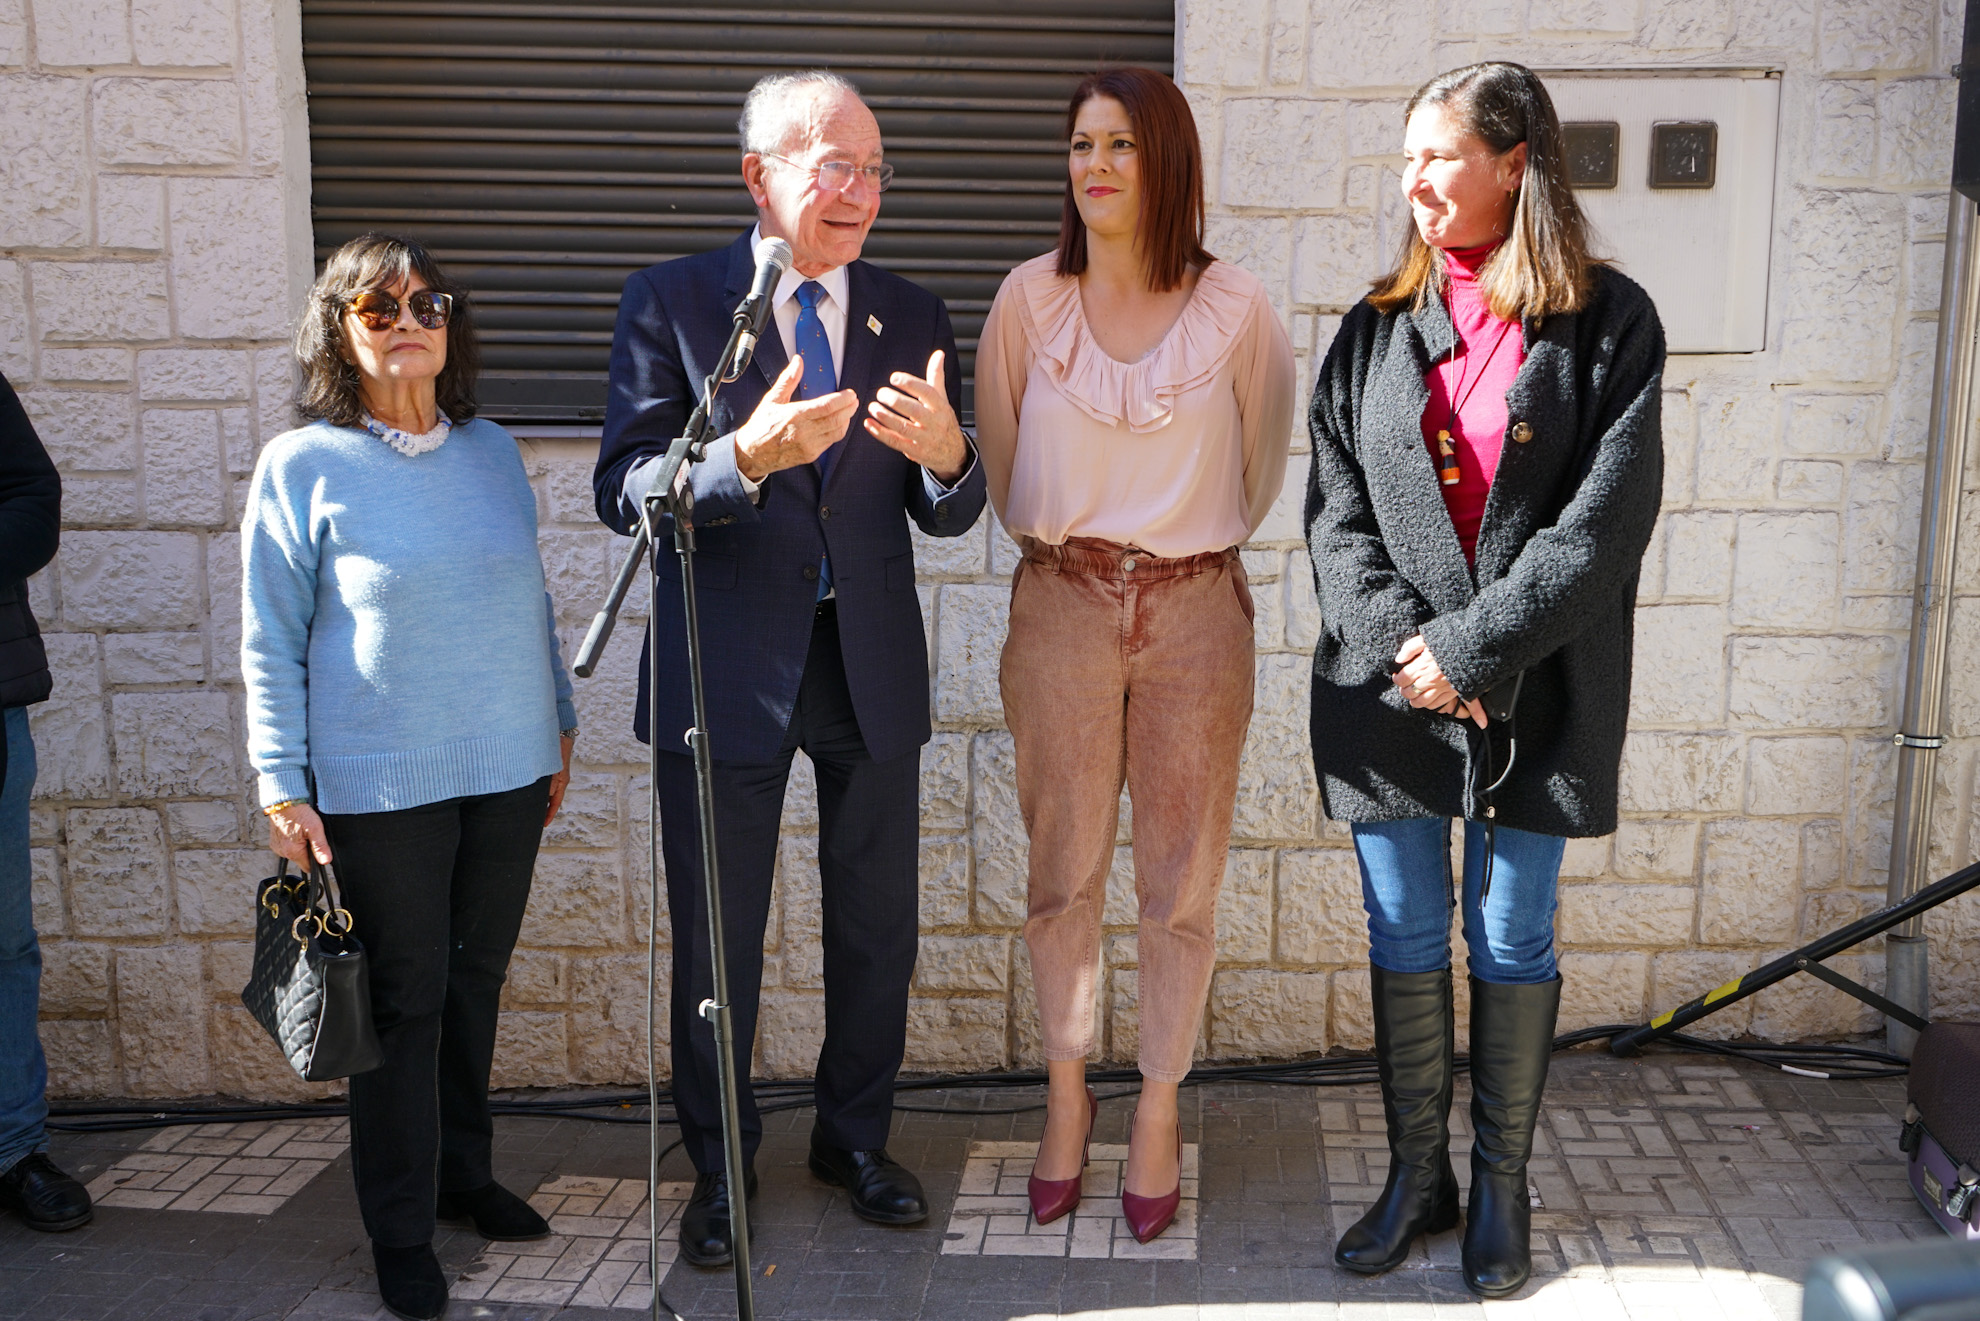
[593,231,988,764]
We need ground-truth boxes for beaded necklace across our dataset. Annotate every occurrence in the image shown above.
[362,411,452,458]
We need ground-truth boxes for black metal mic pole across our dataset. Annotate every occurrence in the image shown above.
[575,316,756,1321]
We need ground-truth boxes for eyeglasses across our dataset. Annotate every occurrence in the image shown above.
[344,288,454,331]
[762,154,895,193]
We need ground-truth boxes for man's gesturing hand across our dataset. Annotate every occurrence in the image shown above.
[865,350,968,484]
[735,355,858,482]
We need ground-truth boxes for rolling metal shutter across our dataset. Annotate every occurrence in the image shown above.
[301,1,1176,423]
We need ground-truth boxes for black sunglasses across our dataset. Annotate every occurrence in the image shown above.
[345,288,453,331]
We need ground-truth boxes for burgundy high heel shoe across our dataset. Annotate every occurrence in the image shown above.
[1027,1085,1099,1225]
[1121,1113,1182,1243]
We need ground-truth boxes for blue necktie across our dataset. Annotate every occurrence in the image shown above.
[794,280,837,597]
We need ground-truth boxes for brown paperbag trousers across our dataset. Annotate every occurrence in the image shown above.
[999,537,1256,1082]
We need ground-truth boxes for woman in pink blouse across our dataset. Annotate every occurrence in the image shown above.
[975,66,1295,1244]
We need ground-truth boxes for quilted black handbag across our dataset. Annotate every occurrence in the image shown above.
[240,855,383,1081]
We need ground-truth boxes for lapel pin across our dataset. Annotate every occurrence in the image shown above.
[867,314,882,336]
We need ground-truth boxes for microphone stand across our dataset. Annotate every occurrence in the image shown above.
[574,316,757,1321]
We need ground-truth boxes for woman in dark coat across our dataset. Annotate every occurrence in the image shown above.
[1304,63,1663,1297]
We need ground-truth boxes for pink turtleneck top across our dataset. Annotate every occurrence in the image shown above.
[1420,242,1525,563]
[974,255,1296,559]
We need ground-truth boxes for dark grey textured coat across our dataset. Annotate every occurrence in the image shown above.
[1303,265,1665,838]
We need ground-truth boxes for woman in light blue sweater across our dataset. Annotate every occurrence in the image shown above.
[242,233,576,1321]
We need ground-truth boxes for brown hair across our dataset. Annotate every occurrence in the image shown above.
[1369,62,1598,322]
[295,232,480,428]
[1055,67,1214,293]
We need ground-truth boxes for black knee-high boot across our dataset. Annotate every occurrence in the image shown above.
[1462,975,1561,1297]
[1335,966,1458,1273]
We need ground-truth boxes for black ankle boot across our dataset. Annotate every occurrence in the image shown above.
[1335,966,1458,1274]
[1461,975,1561,1298]
[436,1180,550,1241]
[372,1240,448,1321]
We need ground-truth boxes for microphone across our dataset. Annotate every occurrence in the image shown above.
[727,237,793,379]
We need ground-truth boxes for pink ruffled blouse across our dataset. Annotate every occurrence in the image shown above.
[974,254,1297,560]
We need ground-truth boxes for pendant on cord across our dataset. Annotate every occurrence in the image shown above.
[1436,429,1461,486]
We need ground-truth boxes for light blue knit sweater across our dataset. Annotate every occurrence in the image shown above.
[241,418,577,814]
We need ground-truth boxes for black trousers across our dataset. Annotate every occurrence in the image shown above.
[323,777,550,1247]
[656,604,920,1173]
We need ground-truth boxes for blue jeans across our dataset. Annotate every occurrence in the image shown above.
[0,707,43,1175]
[1350,816,1564,985]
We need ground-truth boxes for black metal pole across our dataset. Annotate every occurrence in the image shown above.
[575,315,756,1321]
[1610,858,1980,1056]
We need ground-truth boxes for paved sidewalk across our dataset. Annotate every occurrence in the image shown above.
[0,1050,1939,1320]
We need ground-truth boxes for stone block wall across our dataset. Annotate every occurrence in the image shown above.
[4,0,1977,1099]
[0,0,317,1097]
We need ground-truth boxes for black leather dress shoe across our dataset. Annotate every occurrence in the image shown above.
[807,1129,927,1225]
[371,1241,447,1321]
[0,1153,92,1232]
[679,1167,757,1268]
[436,1180,551,1241]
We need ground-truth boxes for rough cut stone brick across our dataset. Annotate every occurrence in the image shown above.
[1274,848,1361,965]
[491,1011,571,1088]
[171,848,259,935]
[32,260,172,343]
[1217,848,1273,963]
[969,732,1025,929]
[1784,392,1881,456]
[92,78,243,166]
[1778,459,1844,502]
[1180,0,1265,87]
[1558,951,1650,1031]
[568,952,661,1083]
[1209,968,1329,1059]
[519,853,626,948]
[918,832,970,928]
[1640,0,1734,49]
[0,263,23,386]
[1745,736,1848,816]
[1842,461,1923,592]
[1730,511,1840,627]
[501,950,567,1006]
[0,77,89,247]
[1206,216,1293,304]
[1817,0,1931,73]
[41,1019,116,1097]
[113,691,238,797]
[1809,78,1876,179]
[170,178,293,338]
[920,731,969,832]
[1618,733,1743,814]
[206,1002,343,1102]
[40,941,110,1015]
[138,349,252,402]
[1699,819,1804,945]
[904,995,1006,1070]
[932,582,1008,724]
[910,516,988,578]
[1628,604,1727,725]
[1293,214,1378,309]
[58,531,203,629]
[1223,99,1345,209]
[19,389,138,471]
[96,174,165,250]
[31,847,63,935]
[757,988,825,1078]
[131,0,235,66]
[166,799,239,845]
[65,808,171,938]
[117,944,209,1096]
[1779,190,1904,380]
[1727,635,1898,728]
[1613,818,1699,879]
[104,632,204,685]
[39,348,130,384]
[1558,883,1695,948]
[29,697,110,800]
[914,934,1010,993]
[1231,653,1319,842]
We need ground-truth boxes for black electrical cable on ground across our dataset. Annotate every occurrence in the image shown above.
[44,1028,1905,1320]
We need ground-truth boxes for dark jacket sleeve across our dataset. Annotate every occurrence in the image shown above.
[1419,288,1666,698]
[902,299,987,537]
[593,267,761,537]
[0,374,63,584]
[1304,310,1436,669]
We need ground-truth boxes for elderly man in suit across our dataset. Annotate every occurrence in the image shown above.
[592,69,986,1266]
